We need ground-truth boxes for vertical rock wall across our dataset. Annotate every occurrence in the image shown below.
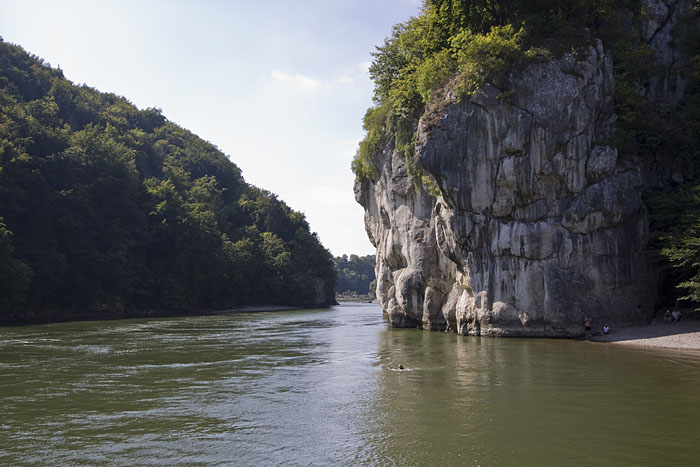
[355,40,657,336]
[356,0,696,337]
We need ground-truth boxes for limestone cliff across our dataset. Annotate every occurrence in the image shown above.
[355,1,695,336]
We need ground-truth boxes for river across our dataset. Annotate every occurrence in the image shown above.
[1,303,699,466]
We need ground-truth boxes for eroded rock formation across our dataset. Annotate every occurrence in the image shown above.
[355,1,694,336]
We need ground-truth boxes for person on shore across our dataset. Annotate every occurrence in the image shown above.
[584,316,592,337]
[672,310,682,323]
[603,324,610,335]
[664,310,672,324]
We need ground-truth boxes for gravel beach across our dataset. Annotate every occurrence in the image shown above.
[591,319,700,350]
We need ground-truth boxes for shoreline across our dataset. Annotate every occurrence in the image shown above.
[7,301,699,352]
[0,304,325,326]
[590,320,700,351]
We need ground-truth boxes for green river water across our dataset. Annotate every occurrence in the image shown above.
[1,303,699,466]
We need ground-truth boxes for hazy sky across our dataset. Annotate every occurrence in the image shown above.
[0,0,422,256]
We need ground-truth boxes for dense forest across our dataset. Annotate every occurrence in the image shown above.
[0,39,337,322]
[334,254,375,296]
[353,0,700,307]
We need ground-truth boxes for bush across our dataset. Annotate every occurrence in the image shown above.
[416,49,456,102]
[648,182,700,307]
[351,105,390,180]
[450,24,533,94]
[353,12,536,183]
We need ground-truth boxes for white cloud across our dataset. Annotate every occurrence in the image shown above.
[335,75,354,84]
[270,70,322,90]
[269,69,363,92]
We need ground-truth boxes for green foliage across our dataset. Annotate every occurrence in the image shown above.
[353,10,453,181]
[416,49,456,102]
[648,182,700,307]
[0,41,336,321]
[334,254,376,296]
[351,105,389,180]
[421,174,442,198]
[0,219,32,314]
[450,24,533,95]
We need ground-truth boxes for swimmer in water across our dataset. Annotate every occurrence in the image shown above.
[398,364,405,370]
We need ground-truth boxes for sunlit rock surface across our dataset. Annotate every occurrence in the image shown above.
[355,32,670,336]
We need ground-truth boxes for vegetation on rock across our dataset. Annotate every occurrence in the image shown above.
[354,0,700,308]
[352,0,643,183]
[0,40,336,321]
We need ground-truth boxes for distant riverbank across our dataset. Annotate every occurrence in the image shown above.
[336,295,374,303]
[1,304,323,326]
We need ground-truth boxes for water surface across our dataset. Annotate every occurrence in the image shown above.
[1,303,698,466]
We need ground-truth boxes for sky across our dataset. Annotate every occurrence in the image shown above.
[0,0,422,256]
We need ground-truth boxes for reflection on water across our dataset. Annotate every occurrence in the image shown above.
[373,329,700,466]
[0,304,699,466]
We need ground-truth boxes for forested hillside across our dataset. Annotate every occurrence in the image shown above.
[0,39,336,321]
[334,254,375,296]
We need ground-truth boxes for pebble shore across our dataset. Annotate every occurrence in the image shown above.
[591,320,700,350]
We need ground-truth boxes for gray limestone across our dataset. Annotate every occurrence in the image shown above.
[355,1,695,336]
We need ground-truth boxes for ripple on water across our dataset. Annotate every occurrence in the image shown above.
[2,304,700,466]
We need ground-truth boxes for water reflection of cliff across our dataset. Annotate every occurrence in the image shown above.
[366,328,700,466]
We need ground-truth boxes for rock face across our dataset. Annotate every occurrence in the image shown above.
[355,32,670,336]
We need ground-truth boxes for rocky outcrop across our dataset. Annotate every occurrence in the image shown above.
[355,2,695,336]
[642,0,691,108]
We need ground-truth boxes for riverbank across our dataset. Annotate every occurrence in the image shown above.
[590,320,700,350]
[336,295,374,302]
[0,304,320,326]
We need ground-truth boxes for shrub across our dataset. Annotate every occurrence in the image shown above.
[416,49,457,102]
[351,105,390,180]
[451,24,532,93]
